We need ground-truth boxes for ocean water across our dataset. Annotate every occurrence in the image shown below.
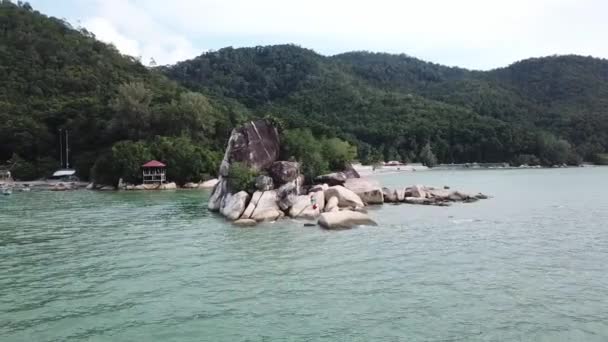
[1,168,608,341]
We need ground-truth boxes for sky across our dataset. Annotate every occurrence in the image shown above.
[28,0,608,70]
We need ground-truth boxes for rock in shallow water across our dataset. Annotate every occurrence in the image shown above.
[221,191,250,221]
[233,219,258,227]
[324,186,364,209]
[249,190,284,222]
[344,178,384,205]
[318,210,377,229]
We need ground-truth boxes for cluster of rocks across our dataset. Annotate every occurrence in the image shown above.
[382,185,489,206]
[209,119,490,230]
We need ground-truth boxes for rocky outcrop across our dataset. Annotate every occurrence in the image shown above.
[344,178,384,205]
[324,185,365,208]
[221,191,250,221]
[209,119,280,212]
[269,161,300,185]
[318,210,378,229]
[183,182,200,189]
[255,175,274,191]
[226,119,280,172]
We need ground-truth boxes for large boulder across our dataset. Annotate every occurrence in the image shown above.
[183,182,200,189]
[221,191,251,221]
[225,119,280,172]
[268,161,300,185]
[318,210,377,229]
[409,185,427,198]
[311,189,325,211]
[276,176,304,211]
[309,183,329,193]
[255,175,274,191]
[344,178,384,205]
[325,196,339,212]
[382,187,398,203]
[159,182,177,190]
[315,172,348,186]
[200,178,219,189]
[343,162,360,179]
[208,178,228,211]
[248,190,284,222]
[289,195,320,220]
[324,186,364,208]
[241,191,263,219]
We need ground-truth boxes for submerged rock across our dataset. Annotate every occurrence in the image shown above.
[233,219,258,227]
[318,210,377,229]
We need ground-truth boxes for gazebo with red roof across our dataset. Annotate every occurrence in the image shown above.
[142,160,166,184]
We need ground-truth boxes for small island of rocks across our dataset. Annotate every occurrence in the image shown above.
[209,120,489,229]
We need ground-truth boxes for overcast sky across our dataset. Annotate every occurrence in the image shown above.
[28,0,608,70]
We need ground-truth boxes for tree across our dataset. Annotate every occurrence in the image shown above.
[419,142,438,167]
[110,140,152,184]
[109,82,153,140]
[281,128,329,182]
[151,136,220,184]
[227,162,258,192]
[321,137,357,171]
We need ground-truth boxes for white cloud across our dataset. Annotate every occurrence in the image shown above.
[81,0,199,65]
[65,0,608,69]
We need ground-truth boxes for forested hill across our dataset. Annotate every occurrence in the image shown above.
[0,1,248,182]
[163,46,608,165]
[3,2,608,182]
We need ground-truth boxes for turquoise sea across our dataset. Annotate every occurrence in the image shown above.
[1,167,608,341]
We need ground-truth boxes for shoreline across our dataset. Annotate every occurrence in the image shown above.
[353,162,596,177]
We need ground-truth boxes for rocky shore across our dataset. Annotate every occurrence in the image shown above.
[209,120,490,230]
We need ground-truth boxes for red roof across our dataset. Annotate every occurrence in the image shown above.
[142,160,166,168]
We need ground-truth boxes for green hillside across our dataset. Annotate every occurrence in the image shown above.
[3,1,608,182]
[0,1,246,182]
[163,45,608,164]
